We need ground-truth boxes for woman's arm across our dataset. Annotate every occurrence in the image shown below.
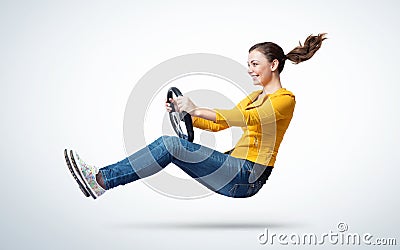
[170,96,217,121]
[167,96,228,132]
[193,108,216,122]
[214,95,295,127]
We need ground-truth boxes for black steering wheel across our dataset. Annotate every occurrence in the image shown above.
[167,87,194,142]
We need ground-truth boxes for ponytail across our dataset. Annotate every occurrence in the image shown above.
[249,33,327,74]
[285,33,327,64]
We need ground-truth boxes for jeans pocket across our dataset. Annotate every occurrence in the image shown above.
[229,183,258,198]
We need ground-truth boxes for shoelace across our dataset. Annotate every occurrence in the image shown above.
[76,153,98,174]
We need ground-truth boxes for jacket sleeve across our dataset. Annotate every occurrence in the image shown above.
[192,116,230,132]
[214,95,295,127]
[191,96,249,132]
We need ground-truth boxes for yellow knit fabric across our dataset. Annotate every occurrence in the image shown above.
[192,88,295,166]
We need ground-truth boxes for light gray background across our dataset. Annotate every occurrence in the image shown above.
[0,0,399,249]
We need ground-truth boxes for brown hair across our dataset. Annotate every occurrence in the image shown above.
[249,33,327,73]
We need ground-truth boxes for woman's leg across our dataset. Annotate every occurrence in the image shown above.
[99,136,171,189]
[99,135,272,197]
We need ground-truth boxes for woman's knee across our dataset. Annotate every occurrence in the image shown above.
[160,135,180,151]
[153,135,177,145]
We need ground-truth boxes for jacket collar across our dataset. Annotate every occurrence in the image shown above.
[245,88,285,110]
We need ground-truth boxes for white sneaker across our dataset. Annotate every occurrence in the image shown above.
[69,150,106,199]
[64,149,90,198]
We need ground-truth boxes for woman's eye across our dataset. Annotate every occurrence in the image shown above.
[247,62,258,67]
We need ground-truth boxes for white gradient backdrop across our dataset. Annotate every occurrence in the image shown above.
[1,0,399,249]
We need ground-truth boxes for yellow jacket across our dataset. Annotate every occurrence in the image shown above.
[192,88,295,166]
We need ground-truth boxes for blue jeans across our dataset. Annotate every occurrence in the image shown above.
[99,136,273,198]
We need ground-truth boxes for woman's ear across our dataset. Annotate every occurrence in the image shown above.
[270,59,279,72]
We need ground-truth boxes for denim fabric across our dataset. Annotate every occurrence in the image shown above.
[99,136,272,198]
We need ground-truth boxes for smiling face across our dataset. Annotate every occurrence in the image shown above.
[247,49,276,86]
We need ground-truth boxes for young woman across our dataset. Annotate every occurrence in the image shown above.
[65,33,327,199]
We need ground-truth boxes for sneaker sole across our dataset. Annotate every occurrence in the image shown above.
[64,149,90,198]
[69,150,98,199]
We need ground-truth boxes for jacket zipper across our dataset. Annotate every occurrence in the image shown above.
[254,136,258,147]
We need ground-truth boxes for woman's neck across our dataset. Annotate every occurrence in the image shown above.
[262,76,282,95]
